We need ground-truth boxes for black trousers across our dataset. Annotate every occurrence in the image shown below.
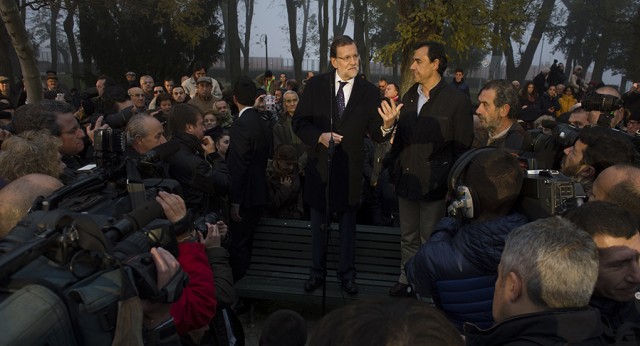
[309,207,357,281]
[229,206,262,282]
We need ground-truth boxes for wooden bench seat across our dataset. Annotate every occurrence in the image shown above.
[234,218,401,306]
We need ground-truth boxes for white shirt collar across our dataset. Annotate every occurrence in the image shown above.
[238,106,253,119]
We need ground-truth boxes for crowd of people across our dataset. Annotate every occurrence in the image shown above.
[1,34,640,345]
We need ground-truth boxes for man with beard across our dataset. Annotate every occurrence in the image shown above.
[560,126,636,195]
[188,77,221,113]
[472,79,529,154]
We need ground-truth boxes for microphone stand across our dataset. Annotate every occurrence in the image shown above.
[321,78,335,315]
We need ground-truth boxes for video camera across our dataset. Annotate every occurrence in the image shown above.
[0,128,189,302]
[518,170,586,221]
[522,122,581,169]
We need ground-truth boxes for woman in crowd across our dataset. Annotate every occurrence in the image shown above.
[0,130,65,183]
[558,85,578,115]
[518,81,543,129]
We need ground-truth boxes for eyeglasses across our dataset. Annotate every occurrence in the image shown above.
[61,125,81,135]
[336,54,359,63]
[154,90,164,94]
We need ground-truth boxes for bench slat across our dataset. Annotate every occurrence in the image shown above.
[235,218,402,303]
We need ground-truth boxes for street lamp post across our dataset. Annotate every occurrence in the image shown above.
[262,34,269,70]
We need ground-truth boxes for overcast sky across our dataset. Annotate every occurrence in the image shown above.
[243,1,624,86]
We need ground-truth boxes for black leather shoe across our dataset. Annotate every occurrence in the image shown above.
[341,279,358,295]
[389,282,413,297]
[304,276,323,292]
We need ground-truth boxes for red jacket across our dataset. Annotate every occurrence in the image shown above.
[170,242,217,334]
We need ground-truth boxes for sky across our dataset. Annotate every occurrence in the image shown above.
[244,0,625,86]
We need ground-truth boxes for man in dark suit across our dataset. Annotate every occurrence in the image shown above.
[293,35,392,294]
[227,77,273,281]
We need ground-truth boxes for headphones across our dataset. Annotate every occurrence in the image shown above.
[446,147,499,219]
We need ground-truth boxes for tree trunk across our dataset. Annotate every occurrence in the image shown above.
[397,0,418,94]
[285,0,302,81]
[0,0,41,103]
[0,19,19,80]
[219,0,230,80]
[223,0,242,82]
[352,0,369,79]
[503,0,555,82]
[318,0,329,73]
[332,0,350,37]
[240,0,254,74]
[78,3,94,86]
[63,0,80,89]
[285,0,311,82]
[49,0,61,71]
[590,29,612,84]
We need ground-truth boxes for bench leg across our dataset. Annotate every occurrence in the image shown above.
[249,301,255,327]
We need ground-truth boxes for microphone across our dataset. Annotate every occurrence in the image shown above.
[139,141,180,164]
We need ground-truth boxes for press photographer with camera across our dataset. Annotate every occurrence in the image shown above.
[154,191,219,339]
[11,100,109,182]
[560,126,637,195]
[164,103,231,216]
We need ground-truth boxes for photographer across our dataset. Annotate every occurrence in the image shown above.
[561,126,636,195]
[585,86,626,129]
[12,100,109,182]
[155,191,218,338]
[164,103,230,216]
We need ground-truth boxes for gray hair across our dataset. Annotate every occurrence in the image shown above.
[125,114,152,145]
[479,79,520,119]
[500,217,598,309]
[283,90,298,100]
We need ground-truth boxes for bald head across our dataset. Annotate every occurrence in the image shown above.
[0,174,63,238]
[591,164,640,219]
[595,86,621,99]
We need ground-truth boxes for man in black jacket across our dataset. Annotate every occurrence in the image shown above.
[227,77,273,282]
[465,217,605,345]
[164,103,230,215]
[379,41,473,296]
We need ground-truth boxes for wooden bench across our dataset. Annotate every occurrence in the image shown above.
[234,218,401,306]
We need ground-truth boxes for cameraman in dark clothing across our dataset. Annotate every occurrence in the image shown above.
[164,103,230,216]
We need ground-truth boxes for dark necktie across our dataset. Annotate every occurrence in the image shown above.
[337,81,348,118]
